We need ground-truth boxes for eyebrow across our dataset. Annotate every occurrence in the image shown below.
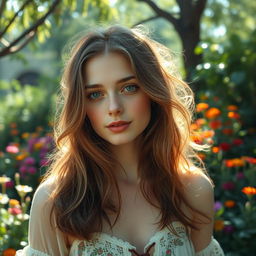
[85,75,136,89]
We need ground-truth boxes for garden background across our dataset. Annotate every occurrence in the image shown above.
[0,0,255,255]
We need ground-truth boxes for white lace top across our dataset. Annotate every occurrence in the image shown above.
[16,181,224,256]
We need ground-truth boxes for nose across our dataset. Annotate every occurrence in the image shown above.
[108,94,123,116]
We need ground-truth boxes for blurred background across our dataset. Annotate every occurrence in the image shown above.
[0,0,255,255]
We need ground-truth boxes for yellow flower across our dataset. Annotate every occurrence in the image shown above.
[15,185,33,198]
[9,199,20,208]
[21,132,30,139]
[0,176,11,184]
[214,219,224,231]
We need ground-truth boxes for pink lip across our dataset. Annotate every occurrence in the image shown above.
[106,121,131,133]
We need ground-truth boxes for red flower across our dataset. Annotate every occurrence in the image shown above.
[209,120,222,129]
[219,142,231,151]
[232,138,243,146]
[222,181,235,190]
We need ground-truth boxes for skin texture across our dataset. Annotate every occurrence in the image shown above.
[84,52,151,183]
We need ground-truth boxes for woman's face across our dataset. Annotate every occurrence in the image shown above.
[84,52,151,146]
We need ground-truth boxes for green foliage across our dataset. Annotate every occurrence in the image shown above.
[0,79,56,150]
[194,29,256,128]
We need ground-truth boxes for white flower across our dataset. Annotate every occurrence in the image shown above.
[0,193,9,204]
[15,185,33,198]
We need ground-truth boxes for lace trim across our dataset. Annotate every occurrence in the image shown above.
[195,238,225,256]
[15,246,50,256]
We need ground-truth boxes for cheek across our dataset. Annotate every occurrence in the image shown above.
[130,95,151,119]
[86,106,102,128]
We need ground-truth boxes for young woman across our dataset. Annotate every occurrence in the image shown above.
[17,25,224,256]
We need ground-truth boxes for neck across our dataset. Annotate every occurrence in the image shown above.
[110,140,140,184]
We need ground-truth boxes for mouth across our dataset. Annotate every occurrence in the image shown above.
[106,121,131,128]
[106,121,131,133]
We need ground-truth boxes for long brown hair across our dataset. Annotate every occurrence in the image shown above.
[43,25,209,240]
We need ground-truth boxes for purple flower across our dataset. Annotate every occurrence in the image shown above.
[236,172,245,180]
[24,157,35,165]
[223,225,235,234]
[222,181,235,190]
[214,201,223,212]
[6,180,14,188]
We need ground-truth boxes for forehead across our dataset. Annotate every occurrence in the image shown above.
[84,52,135,85]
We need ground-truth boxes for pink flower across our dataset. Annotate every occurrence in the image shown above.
[222,181,235,190]
[8,207,22,215]
[27,166,36,174]
[6,145,19,154]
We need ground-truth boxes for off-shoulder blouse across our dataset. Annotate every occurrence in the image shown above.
[15,181,224,256]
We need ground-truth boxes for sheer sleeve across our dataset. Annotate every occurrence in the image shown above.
[16,179,69,256]
[195,237,224,256]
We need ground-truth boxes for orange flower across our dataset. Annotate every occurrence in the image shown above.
[214,220,224,231]
[3,248,16,256]
[209,120,222,130]
[227,105,238,111]
[190,123,198,130]
[224,200,236,208]
[242,186,256,195]
[225,158,244,167]
[243,157,256,164]
[205,108,221,119]
[196,118,207,127]
[212,147,220,153]
[222,128,233,135]
[196,103,209,112]
[16,153,28,161]
[201,130,215,138]
[9,199,20,208]
[228,111,240,119]
[191,133,203,144]
[10,129,19,136]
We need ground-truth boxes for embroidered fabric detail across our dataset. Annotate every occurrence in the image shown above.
[195,238,225,256]
[15,246,50,256]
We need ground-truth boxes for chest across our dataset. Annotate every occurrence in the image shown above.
[100,182,161,254]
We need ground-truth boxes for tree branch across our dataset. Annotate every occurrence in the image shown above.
[137,0,179,28]
[195,0,207,18]
[131,15,160,28]
[0,0,61,57]
[6,30,37,55]
[0,0,33,39]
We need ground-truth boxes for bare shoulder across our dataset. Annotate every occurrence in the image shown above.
[179,170,214,217]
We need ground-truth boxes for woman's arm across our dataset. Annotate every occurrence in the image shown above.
[16,180,69,256]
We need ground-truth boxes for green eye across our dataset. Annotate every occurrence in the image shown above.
[87,91,102,100]
[123,84,139,93]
